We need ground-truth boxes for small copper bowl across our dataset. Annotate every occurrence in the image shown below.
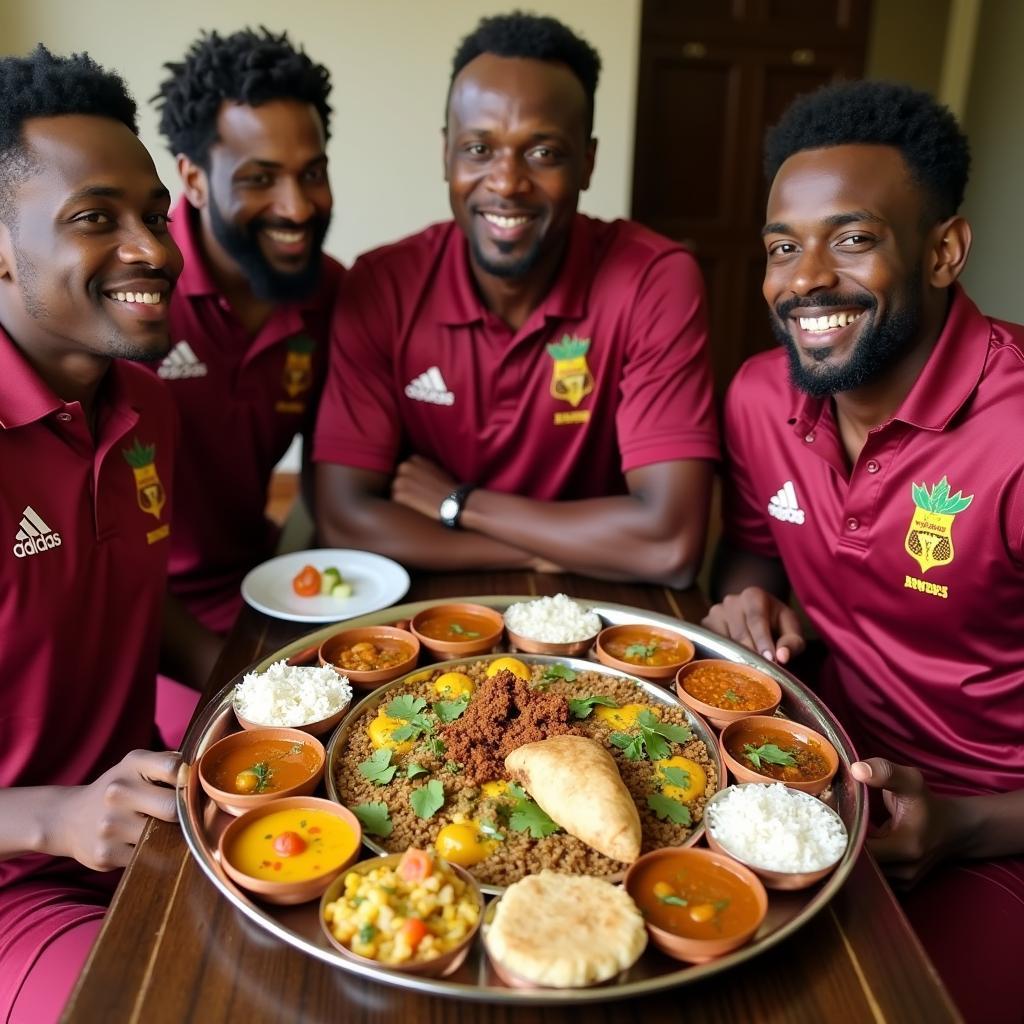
[505,628,598,657]
[218,796,362,905]
[198,727,325,817]
[318,625,420,689]
[624,847,767,963]
[719,715,839,795]
[675,660,782,730]
[234,702,350,737]
[594,624,695,681]
[704,784,848,890]
[410,603,504,659]
[320,853,483,977]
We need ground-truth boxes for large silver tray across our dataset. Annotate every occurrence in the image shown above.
[178,595,866,1005]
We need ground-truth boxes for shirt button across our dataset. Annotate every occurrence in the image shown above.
[866,459,880,474]
[804,432,815,443]
[57,412,73,422]
[846,517,860,531]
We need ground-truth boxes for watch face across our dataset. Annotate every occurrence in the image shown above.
[439,496,460,525]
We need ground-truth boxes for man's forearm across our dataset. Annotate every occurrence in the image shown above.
[709,541,791,602]
[959,788,1024,860]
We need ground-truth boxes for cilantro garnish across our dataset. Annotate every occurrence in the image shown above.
[507,783,561,838]
[357,923,377,944]
[424,735,447,759]
[358,748,397,786]
[567,694,619,719]
[433,696,470,723]
[406,763,428,780]
[479,820,506,842]
[410,779,445,819]
[625,642,658,660]
[609,709,692,761]
[350,801,393,837]
[386,694,433,742]
[541,663,577,683]
[658,893,688,907]
[743,742,797,770]
[647,792,692,825]
[449,623,480,638]
[659,765,691,790]
[723,688,741,704]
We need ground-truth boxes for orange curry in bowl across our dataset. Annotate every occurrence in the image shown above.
[331,638,414,673]
[682,664,775,712]
[724,725,831,784]
[602,628,691,668]
[415,611,498,643]
[206,739,321,796]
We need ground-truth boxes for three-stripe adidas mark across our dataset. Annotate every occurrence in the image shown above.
[13,505,62,558]
[768,480,806,525]
[404,366,454,406]
[158,340,208,380]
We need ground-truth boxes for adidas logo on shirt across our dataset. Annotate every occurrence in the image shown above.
[404,366,454,406]
[158,340,208,380]
[768,480,806,525]
[13,506,62,558]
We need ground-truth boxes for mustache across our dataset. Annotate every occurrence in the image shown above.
[775,292,877,319]
[252,216,328,232]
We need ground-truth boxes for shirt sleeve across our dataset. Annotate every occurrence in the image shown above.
[720,363,780,559]
[311,258,402,473]
[616,248,720,473]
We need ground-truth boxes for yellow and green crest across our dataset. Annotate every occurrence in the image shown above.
[122,437,166,520]
[904,475,972,574]
[282,334,316,398]
[546,335,594,408]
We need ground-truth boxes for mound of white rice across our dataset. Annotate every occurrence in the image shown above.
[233,660,352,727]
[503,593,603,643]
[706,783,848,872]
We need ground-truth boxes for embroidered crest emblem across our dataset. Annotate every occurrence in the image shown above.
[904,475,972,574]
[546,335,594,409]
[122,437,166,521]
[282,335,315,399]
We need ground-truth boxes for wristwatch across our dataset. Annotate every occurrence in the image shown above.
[439,484,475,529]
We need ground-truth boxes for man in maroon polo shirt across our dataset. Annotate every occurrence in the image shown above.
[314,13,717,583]
[151,27,343,641]
[703,81,1023,1022]
[0,48,182,1021]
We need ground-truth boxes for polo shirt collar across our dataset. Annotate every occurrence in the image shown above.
[788,285,989,435]
[437,214,592,327]
[0,324,62,428]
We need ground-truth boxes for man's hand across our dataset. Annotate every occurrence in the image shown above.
[391,455,458,521]
[702,585,806,663]
[851,758,969,887]
[52,750,181,871]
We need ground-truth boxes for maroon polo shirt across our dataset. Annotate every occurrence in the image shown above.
[722,287,1024,798]
[150,199,344,632]
[312,216,719,497]
[0,326,176,888]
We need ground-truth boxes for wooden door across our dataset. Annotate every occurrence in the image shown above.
[632,0,872,394]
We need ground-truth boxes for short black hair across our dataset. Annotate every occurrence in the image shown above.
[764,80,971,222]
[0,45,138,225]
[154,27,332,167]
[449,11,601,136]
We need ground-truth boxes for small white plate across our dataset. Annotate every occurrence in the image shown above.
[240,549,410,624]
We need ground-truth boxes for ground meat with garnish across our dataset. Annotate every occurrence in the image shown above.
[440,669,579,783]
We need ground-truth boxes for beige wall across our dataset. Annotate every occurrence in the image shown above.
[960,0,1024,322]
[865,0,950,93]
[3,0,641,266]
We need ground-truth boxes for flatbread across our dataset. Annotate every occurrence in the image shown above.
[484,871,647,987]
[505,735,642,862]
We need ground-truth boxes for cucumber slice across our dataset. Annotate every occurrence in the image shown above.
[331,581,353,599]
[320,567,342,595]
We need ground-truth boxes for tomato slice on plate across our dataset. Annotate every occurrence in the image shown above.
[292,564,321,597]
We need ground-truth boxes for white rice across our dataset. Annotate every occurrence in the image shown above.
[503,593,603,643]
[706,783,848,872]
[233,660,352,727]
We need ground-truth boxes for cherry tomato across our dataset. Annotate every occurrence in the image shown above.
[399,917,429,949]
[397,847,433,882]
[292,565,321,597]
[272,831,307,857]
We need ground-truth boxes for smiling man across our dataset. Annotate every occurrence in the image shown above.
[703,81,1023,1021]
[0,47,183,1021]
[151,28,343,654]
[314,12,717,584]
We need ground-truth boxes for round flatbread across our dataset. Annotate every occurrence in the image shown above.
[484,871,647,987]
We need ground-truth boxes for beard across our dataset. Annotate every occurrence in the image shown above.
[208,195,330,302]
[468,233,545,280]
[770,273,922,398]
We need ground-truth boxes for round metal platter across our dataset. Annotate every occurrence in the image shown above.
[179,596,867,1005]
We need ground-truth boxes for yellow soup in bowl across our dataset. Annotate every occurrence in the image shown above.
[225,806,360,883]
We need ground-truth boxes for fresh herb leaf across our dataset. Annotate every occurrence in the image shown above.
[647,793,693,825]
[387,694,434,742]
[479,820,506,842]
[724,689,741,704]
[433,696,470,723]
[448,623,480,638]
[568,694,619,719]
[410,780,445,819]
[541,663,577,683]
[625,642,658,660]
[743,742,797,770]
[610,710,692,762]
[713,899,731,912]
[659,765,691,790]
[387,694,428,720]
[658,894,689,907]
[609,730,646,760]
[357,923,377,944]
[244,761,273,793]
[406,763,428,779]
[350,801,393,837]
[506,783,561,838]
[424,735,447,758]
[358,748,398,786]
[637,709,692,743]
[443,760,463,774]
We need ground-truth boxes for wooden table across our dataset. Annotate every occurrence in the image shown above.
[63,571,960,1024]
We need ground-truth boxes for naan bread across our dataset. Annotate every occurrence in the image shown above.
[485,871,647,987]
[504,735,642,863]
